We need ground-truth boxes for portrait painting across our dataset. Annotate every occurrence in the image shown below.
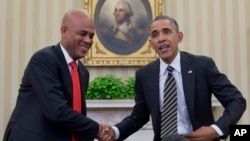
[82,0,164,66]
[95,0,151,55]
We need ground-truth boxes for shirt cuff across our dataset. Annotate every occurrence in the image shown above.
[112,126,120,140]
[211,124,224,136]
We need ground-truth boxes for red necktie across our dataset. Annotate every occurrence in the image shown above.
[70,61,82,141]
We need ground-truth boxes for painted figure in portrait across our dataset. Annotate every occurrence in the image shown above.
[95,0,152,55]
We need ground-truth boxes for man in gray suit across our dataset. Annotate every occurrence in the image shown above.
[104,15,246,141]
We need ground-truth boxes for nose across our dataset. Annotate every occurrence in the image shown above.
[158,33,166,43]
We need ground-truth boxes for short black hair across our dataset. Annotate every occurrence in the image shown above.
[151,15,179,32]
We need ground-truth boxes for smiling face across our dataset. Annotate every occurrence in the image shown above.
[61,9,95,60]
[149,19,183,64]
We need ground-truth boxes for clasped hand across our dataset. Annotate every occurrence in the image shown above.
[97,124,115,141]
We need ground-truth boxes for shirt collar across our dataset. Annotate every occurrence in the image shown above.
[160,51,181,75]
[113,21,132,31]
[60,43,78,65]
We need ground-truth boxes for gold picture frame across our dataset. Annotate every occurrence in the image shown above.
[82,0,164,66]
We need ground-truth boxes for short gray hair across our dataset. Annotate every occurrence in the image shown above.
[116,0,133,17]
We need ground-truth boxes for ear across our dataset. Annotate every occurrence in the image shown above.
[178,32,183,43]
[61,26,67,37]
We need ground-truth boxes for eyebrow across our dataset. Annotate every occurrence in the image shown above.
[150,30,158,34]
[79,30,95,35]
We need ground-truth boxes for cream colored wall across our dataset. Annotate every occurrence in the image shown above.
[0,0,249,139]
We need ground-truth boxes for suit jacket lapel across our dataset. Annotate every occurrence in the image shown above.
[77,61,89,115]
[180,52,195,119]
[147,59,161,131]
[149,60,160,112]
[78,62,88,97]
[54,43,72,102]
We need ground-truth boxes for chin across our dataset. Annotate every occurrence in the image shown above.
[159,53,169,59]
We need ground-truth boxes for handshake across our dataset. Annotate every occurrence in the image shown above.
[96,124,116,141]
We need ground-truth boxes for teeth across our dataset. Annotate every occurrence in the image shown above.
[159,45,169,49]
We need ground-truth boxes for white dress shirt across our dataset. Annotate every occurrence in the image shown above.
[60,43,78,72]
[159,51,193,134]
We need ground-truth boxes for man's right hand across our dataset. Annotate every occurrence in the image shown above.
[97,124,115,141]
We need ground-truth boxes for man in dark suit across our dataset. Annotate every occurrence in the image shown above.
[105,15,246,141]
[3,9,110,141]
